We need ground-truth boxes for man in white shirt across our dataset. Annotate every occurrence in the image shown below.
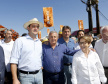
[94,26,108,84]
[1,29,14,84]
[10,18,44,84]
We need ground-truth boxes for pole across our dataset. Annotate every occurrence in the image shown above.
[96,3,100,34]
[87,0,93,33]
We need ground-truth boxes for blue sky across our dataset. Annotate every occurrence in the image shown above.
[0,0,108,38]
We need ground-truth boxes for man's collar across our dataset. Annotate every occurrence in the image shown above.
[62,37,73,42]
[26,34,39,41]
[2,39,13,44]
[49,42,59,47]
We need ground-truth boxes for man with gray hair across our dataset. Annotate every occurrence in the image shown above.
[42,31,78,84]
[94,26,108,84]
[1,29,14,84]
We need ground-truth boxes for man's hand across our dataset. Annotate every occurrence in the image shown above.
[13,79,20,84]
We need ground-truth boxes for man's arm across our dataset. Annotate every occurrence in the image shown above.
[11,64,20,84]
[64,45,79,56]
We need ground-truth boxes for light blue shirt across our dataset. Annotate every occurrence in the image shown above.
[10,35,42,71]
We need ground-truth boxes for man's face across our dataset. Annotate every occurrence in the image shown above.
[77,31,84,38]
[5,31,12,39]
[102,28,108,43]
[62,29,71,38]
[49,32,58,45]
[27,23,39,35]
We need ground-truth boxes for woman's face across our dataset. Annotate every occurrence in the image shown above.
[79,38,90,52]
[77,31,84,38]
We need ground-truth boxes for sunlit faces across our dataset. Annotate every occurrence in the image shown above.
[49,32,58,45]
[79,38,90,52]
[5,31,12,39]
[77,31,84,38]
[62,29,71,38]
[27,23,39,35]
[102,28,108,43]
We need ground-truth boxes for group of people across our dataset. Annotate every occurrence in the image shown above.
[0,18,108,84]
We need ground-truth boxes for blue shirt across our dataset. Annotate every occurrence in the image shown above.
[42,43,77,73]
[58,37,75,63]
[10,35,42,71]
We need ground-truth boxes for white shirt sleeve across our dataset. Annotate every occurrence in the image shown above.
[71,54,78,84]
[95,52,107,83]
[10,38,22,64]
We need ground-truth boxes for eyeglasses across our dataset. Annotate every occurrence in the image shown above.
[78,42,87,45]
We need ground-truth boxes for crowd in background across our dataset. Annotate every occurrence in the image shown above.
[0,18,108,84]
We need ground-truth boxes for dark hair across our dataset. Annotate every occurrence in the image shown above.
[77,30,84,36]
[28,24,31,27]
[21,33,27,36]
[62,26,71,32]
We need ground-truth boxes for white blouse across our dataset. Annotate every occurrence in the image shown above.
[71,50,107,84]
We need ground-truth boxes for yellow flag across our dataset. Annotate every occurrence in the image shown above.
[43,7,54,27]
[60,25,63,31]
[47,28,50,35]
[38,31,41,39]
[78,20,84,30]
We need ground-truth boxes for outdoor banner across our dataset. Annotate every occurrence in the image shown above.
[43,7,54,27]
[78,20,84,30]
[47,28,50,35]
[60,25,63,30]
[38,31,41,39]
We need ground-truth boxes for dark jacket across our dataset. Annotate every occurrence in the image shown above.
[0,46,5,84]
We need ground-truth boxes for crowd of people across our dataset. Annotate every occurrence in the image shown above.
[0,18,108,84]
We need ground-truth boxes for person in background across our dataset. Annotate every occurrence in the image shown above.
[1,29,14,84]
[10,18,44,84]
[58,26,75,84]
[0,28,7,45]
[74,30,93,50]
[42,31,78,84]
[41,36,49,45]
[71,36,77,43]
[85,31,97,48]
[74,30,85,50]
[58,30,63,38]
[94,26,108,84]
[72,36,107,84]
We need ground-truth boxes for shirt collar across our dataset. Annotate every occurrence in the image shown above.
[61,37,73,42]
[48,42,59,47]
[2,39,13,44]
[26,34,39,41]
